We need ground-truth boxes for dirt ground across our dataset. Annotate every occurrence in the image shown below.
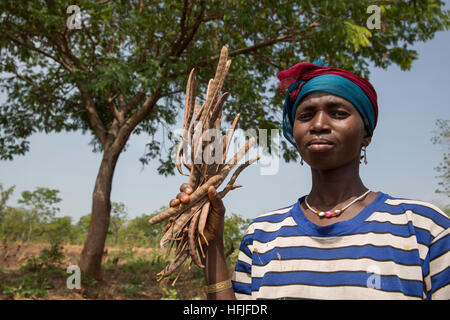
[0,242,154,271]
[0,241,205,300]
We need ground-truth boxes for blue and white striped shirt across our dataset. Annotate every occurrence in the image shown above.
[231,192,450,300]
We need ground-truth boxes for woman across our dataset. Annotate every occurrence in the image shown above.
[175,60,449,300]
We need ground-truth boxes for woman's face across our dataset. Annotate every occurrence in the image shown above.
[293,92,371,170]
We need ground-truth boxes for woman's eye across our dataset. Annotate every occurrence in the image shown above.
[297,113,312,121]
[332,111,349,118]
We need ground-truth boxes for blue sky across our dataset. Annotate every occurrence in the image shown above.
[1,21,449,223]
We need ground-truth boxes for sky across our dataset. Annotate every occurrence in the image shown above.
[1,15,449,223]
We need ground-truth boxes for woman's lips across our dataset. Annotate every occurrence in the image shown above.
[307,143,335,152]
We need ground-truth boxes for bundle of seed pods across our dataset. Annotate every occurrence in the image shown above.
[148,46,259,281]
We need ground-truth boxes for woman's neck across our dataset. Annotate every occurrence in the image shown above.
[308,158,368,208]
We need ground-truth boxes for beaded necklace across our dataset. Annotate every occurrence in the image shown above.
[304,190,371,218]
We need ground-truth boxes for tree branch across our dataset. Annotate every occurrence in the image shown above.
[104,86,162,155]
[173,20,320,77]
[125,86,163,131]
[48,33,87,73]
[171,1,205,57]
[249,51,284,70]
[107,93,123,124]
[0,31,72,72]
[76,81,108,146]
[3,66,84,109]
[228,35,291,57]
[180,0,189,35]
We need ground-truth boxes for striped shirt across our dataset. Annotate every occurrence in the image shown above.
[231,191,450,300]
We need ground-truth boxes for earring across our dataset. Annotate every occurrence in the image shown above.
[300,157,304,166]
[362,146,368,165]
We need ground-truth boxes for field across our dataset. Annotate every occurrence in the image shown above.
[0,241,207,300]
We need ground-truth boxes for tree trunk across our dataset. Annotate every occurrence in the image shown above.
[78,88,160,280]
[27,212,35,242]
[113,228,118,245]
[27,220,33,242]
[79,145,122,280]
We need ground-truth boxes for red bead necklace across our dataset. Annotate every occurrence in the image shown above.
[305,190,371,218]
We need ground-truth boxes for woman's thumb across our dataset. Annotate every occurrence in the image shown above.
[207,186,225,215]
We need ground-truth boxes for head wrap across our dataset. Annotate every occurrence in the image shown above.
[277,59,378,147]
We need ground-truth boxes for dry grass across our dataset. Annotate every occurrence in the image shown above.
[0,241,206,300]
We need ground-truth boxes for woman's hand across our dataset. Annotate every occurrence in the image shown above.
[169,184,226,243]
[202,186,226,243]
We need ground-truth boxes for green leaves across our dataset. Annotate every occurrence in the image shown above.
[17,187,62,240]
[223,213,252,259]
[0,183,15,227]
[431,119,449,198]
[18,187,62,220]
[387,46,419,71]
[344,20,372,52]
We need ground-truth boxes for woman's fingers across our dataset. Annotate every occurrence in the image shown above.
[176,192,190,204]
[169,184,224,214]
[168,184,226,244]
[180,183,193,195]
[169,183,193,207]
[201,187,226,244]
[169,198,181,207]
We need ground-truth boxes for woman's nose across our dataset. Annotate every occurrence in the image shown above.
[310,111,331,133]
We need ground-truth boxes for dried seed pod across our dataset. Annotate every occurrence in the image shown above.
[157,248,189,280]
[150,46,258,280]
[198,201,211,246]
[188,209,204,268]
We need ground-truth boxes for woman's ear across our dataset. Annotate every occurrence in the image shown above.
[363,135,372,148]
[361,128,372,148]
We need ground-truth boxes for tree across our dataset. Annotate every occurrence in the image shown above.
[44,216,75,243]
[431,119,449,199]
[444,207,450,217]
[223,213,251,259]
[17,187,62,242]
[0,206,29,241]
[0,183,15,224]
[108,202,128,245]
[121,206,168,247]
[1,1,448,279]
[75,213,92,244]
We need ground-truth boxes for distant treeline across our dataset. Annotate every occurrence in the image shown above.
[0,184,251,255]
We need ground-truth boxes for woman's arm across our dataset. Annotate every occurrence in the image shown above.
[201,186,237,300]
[204,237,236,300]
[171,184,238,299]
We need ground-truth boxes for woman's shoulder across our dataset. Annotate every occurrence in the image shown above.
[378,192,449,238]
[380,192,448,218]
[253,204,295,220]
[244,204,297,235]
